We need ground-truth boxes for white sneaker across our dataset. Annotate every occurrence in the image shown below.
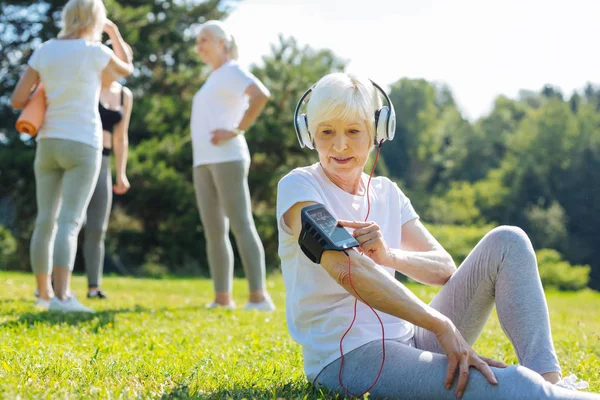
[205,301,236,310]
[49,296,95,313]
[34,298,51,310]
[555,374,590,391]
[244,298,276,312]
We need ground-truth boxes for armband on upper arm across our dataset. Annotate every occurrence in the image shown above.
[298,203,359,264]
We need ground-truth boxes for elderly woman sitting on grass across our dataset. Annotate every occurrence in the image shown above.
[276,72,600,399]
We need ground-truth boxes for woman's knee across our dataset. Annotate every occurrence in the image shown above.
[84,227,107,243]
[493,365,550,397]
[484,226,534,253]
[229,217,255,237]
[56,217,85,241]
[34,214,56,238]
[481,226,537,277]
[56,212,84,238]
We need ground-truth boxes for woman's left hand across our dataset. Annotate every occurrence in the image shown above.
[337,220,392,265]
[210,129,237,145]
[103,19,119,36]
[113,174,130,195]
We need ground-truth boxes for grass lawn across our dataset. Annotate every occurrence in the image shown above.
[0,271,598,399]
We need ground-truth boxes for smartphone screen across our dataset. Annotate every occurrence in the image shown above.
[306,207,358,247]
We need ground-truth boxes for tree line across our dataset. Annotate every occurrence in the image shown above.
[1,0,598,290]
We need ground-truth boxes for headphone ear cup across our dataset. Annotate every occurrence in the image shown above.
[375,106,390,144]
[296,113,313,149]
[387,110,396,141]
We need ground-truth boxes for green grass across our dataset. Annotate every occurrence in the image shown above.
[0,271,598,399]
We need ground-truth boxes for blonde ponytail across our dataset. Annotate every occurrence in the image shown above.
[227,35,239,60]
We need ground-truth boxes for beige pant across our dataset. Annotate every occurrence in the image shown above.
[30,138,101,274]
[193,159,266,293]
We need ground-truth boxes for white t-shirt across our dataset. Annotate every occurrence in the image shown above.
[28,39,113,149]
[276,163,419,382]
[190,60,259,166]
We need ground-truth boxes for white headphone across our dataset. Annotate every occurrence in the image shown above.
[293,79,396,150]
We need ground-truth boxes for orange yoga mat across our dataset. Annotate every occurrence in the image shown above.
[15,84,46,136]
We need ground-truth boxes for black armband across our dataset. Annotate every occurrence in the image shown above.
[298,203,360,264]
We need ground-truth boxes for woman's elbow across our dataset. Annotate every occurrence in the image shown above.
[322,257,354,288]
[122,64,134,77]
[439,257,457,285]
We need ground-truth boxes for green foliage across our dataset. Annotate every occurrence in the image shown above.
[0,139,37,270]
[525,201,568,250]
[0,226,17,270]
[425,223,494,266]
[426,182,483,225]
[537,249,591,291]
[0,271,598,398]
[382,79,449,191]
[2,1,600,290]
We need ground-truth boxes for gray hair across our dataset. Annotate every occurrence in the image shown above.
[198,20,239,60]
[306,73,382,141]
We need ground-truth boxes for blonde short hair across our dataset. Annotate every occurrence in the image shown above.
[58,0,106,41]
[198,20,239,60]
[306,73,382,141]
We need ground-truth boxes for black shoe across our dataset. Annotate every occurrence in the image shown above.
[87,290,107,299]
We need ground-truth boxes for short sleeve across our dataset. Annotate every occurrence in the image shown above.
[393,182,419,225]
[93,43,113,72]
[27,48,41,71]
[228,63,260,96]
[276,171,325,235]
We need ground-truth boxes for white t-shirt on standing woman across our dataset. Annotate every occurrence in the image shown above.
[190,60,260,167]
[28,39,113,150]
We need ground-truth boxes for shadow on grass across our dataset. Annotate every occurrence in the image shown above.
[0,304,207,331]
[159,382,344,400]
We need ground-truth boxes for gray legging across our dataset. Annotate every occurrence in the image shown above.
[30,138,101,274]
[315,226,600,399]
[193,159,266,293]
[83,155,112,288]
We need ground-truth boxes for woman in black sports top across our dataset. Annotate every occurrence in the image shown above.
[81,67,132,299]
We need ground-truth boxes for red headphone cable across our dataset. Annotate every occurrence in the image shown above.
[338,142,386,398]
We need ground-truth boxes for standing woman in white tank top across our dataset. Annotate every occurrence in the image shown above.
[10,0,133,313]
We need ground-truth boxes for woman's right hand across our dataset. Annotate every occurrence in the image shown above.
[435,320,506,398]
[337,220,392,266]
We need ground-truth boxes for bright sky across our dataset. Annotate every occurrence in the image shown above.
[225,0,600,120]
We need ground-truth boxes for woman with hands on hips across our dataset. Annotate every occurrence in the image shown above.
[276,72,599,399]
[190,20,274,311]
